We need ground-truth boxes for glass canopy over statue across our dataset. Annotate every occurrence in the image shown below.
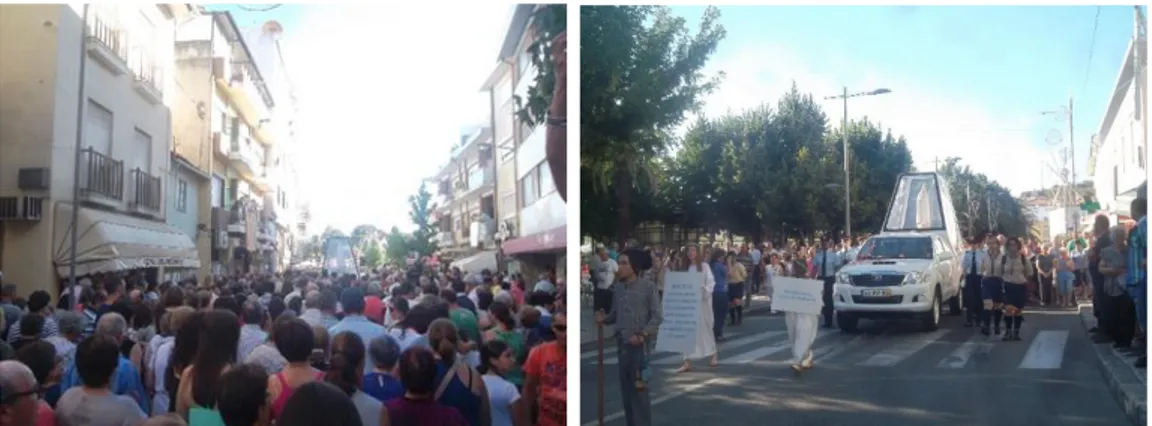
[882,172,962,252]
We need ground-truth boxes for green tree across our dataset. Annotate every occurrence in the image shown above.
[407,183,439,258]
[515,4,566,126]
[362,240,384,269]
[581,5,727,244]
[384,226,410,266]
[938,157,1030,238]
[350,224,379,250]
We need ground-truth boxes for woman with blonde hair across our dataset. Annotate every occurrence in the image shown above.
[671,244,718,373]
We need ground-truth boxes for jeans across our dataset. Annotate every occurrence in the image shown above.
[712,292,728,338]
[616,337,652,426]
[821,277,835,325]
[1131,281,1147,332]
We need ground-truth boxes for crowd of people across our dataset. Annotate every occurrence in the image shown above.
[0,264,568,426]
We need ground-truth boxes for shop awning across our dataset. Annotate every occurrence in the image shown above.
[53,203,200,276]
[502,225,566,256]
[450,250,497,274]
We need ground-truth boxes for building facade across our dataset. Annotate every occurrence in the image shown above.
[431,127,499,273]
[173,11,280,277]
[241,20,303,272]
[0,4,199,294]
[1091,35,1147,216]
[488,4,566,282]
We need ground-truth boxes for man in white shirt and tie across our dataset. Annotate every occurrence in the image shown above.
[961,236,990,327]
[816,237,842,328]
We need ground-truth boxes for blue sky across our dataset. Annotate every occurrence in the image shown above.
[207,4,513,233]
[670,5,1140,195]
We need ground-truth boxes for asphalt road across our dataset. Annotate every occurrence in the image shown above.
[579,309,1131,426]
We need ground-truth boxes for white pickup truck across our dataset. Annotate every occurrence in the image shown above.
[833,172,964,332]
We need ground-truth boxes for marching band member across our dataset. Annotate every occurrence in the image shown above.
[979,237,1005,336]
[961,236,989,327]
[998,237,1034,341]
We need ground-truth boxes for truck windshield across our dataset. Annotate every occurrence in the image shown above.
[857,237,933,260]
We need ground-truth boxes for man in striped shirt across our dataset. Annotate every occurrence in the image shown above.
[5,290,59,343]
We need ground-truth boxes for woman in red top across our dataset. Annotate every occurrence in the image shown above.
[523,312,566,426]
[267,318,324,419]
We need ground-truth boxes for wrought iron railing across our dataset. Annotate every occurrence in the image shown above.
[130,51,164,95]
[79,148,124,200]
[130,168,162,210]
[85,11,129,62]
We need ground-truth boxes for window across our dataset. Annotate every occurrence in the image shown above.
[519,161,556,208]
[1114,166,1119,197]
[228,178,239,205]
[520,169,539,208]
[132,128,152,173]
[538,162,554,197]
[84,100,113,154]
[211,175,224,208]
[501,193,516,218]
[518,118,535,143]
[129,9,156,80]
[176,179,188,212]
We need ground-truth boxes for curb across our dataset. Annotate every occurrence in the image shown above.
[1077,304,1146,426]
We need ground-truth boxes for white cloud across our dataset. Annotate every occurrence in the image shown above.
[285,4,514,234]
[688,44,1052,195]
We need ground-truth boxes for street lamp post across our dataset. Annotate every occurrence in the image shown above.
[823,87,891,241]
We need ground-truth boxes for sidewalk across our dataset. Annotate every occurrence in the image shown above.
[1077,304,1146,426]
[580,295,773,348]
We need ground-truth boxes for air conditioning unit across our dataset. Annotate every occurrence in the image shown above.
[216,231,229,249]
[454,181,467,190]
[17,168,51,191]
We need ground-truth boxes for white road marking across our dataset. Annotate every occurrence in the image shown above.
[857,329,950,367]
[580,378,731,426]
[811,334,868,363]
[1018,330,1069,369]
[650,331,788,365]
[937,334,991,368]
[726,329,834,364]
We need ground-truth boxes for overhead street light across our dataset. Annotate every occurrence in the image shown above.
[822,87,892,240]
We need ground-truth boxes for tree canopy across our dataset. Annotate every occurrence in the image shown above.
[580,6,727,243]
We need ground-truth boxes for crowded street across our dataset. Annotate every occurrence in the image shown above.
[580,306,1135,425]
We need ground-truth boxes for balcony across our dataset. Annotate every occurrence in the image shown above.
[435,231,455,247]
[128,168,162,214]
[129,51,164,105]
[78,148,124,201]
[456,167,495,201]
[228,137,267,182]
[85,11,131,75]
[216,59,275,144]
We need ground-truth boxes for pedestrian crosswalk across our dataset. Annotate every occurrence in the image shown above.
[580,325,1080,370]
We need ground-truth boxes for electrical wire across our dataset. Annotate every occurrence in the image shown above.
[1080,6,1102,95]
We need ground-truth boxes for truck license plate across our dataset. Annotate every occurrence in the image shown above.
[861,289,891,297]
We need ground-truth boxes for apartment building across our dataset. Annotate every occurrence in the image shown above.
[173,11,280,277]
[485,4,566,281]
[1091,33,1147,216]
[431,127,499,273]
[242,20,302,271]
[0,4,198,294]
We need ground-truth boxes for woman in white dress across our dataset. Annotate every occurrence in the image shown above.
[780,251,820,374]
[674,244,719,373]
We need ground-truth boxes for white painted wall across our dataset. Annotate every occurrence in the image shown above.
[520,192,565,236]
[1093,79,1146,212]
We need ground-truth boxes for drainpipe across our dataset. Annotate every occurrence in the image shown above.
[67,4,91,290]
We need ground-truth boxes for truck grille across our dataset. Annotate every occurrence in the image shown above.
[852,295,904,304]
[850,274,905,287]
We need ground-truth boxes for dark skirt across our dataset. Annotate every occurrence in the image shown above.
[981,277,1004,302]
[1004,282,1027,308]
[728,282,745,301]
